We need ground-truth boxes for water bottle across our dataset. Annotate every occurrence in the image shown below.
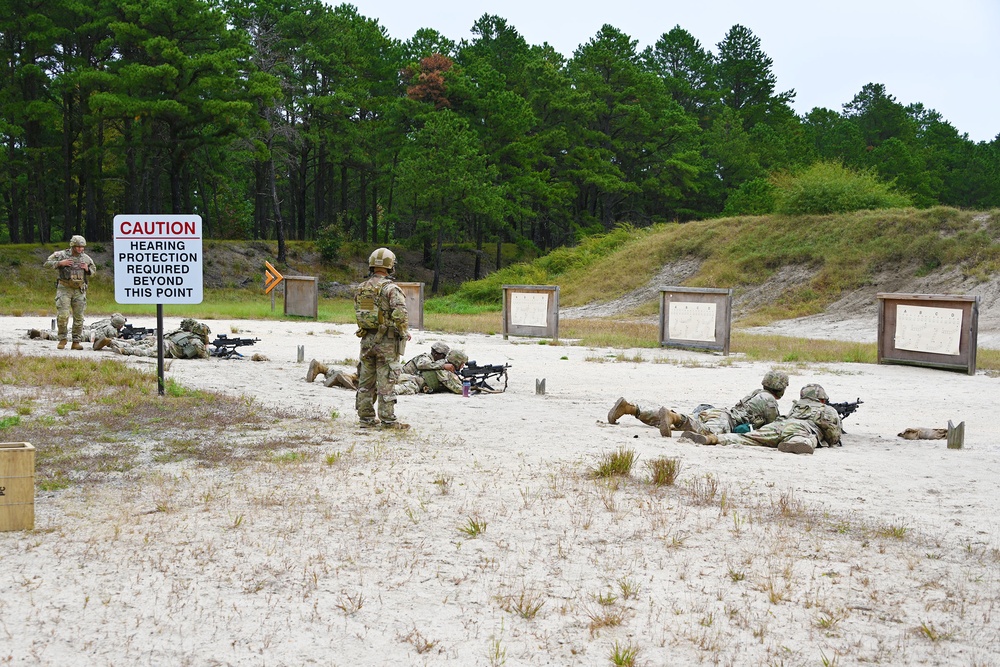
[462,380,471,397]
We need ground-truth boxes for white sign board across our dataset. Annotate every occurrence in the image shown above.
[510,292,550,327]
[668,301,717,342]
[113,215,203,304]
[894,304,962,356]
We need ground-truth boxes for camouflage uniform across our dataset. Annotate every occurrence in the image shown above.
[29,313,124,342]
[402,351,446,376]
[393,372,427,395]
[634,387,781,435]
[417,349,467,394]
[714,398,841,454]
[682,384,842,455]
[111,321,211,359]
[87,314,126,342]
[355,273,409,426]
[44,240,96,344]
[27,329,60,341]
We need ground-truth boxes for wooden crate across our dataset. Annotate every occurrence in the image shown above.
[0,442,35,531]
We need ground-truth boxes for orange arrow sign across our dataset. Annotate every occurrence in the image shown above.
[264,261,284,294]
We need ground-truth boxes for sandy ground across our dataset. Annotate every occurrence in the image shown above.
[2,313,1000,666]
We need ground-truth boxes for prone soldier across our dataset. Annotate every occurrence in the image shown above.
[608,370,789,437]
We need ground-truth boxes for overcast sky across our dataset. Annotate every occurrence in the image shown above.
[350,0,1000,143]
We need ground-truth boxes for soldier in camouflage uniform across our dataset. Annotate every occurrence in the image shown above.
[393,371,428,395]
[402,342,450,375]
[44,235,96,349]
[103,319,211,359]
[607,370,789,437]
[88,314,127,343]
[354,248,410,429]
[681,384,842,455]
[418,349,467,394]
[400,342,470,394]
[28,313,126,343]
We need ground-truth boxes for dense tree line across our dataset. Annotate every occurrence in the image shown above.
[2,0,998,279]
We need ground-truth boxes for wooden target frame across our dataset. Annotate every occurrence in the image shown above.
[658,287,732,355]
[395,282,425,330]
[877,293,979,375]
[501,285,559,341]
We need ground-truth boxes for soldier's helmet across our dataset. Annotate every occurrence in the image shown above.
[70,235,87,247]
[446,349,468,368]
[800,383,829,402]
[110,314,126,328]
[761,370,789,395]
[368,247,396,271]
[180,318,196,331]
[191,322,211,337]
[431,341,450,356]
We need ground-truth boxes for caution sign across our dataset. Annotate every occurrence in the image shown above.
[264,261,284,294]
[113,215,203,304]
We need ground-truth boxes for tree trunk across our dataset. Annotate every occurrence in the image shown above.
[4,149,21,242]
[62,91,74,242]
[339,164,349,232]
[432,225,443,294]
[314,143,327,234]
[125,118,139,213]
[359,170,368,243]
[269,158,287,263]
[371,177,379,244]
[474,216,483,280]
[254,161,267,239]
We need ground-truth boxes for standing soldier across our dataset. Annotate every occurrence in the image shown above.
[44,235,96,350]
[354,248,410,429]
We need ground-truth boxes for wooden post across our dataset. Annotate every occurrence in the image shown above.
[946,420,965,449]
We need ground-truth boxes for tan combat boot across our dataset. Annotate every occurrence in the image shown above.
[305,359,329,383]
[28,329,41,339]
[93,337,111,351]
[380,421,410,430]
[71,341,84,350]
[324,371,358,390]
[607,397,638,424]
[680,431,719,445]
[57,340,67,350]
[657,408,683,437]
[777,441,815,455]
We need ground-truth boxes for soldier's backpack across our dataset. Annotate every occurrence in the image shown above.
[354,278,387,331]
[167,331,204,358]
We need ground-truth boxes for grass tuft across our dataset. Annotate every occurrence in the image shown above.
[459,516,487,538]
[646,456,681,486]
[590,447,637,478]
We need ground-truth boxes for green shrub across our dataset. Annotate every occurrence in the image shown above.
[435,224,639,310]
[724,178,777,216]
[774,161,911,215]
[316,224,344,262]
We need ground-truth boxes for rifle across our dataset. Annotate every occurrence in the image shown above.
[120,323,156,341]
[210,334,261,359]
[458,361,511,393]
[829,398,863,435]
[830,398,863,422]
